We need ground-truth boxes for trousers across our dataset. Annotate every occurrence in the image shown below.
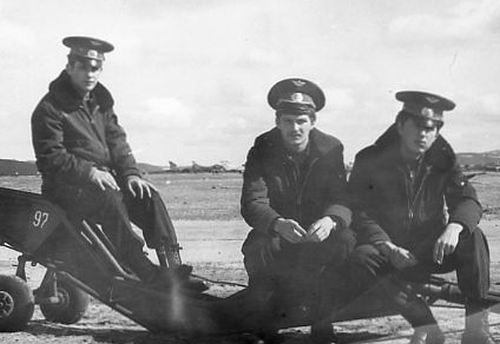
[241,227,356,330]
[46,182,178,279]
[242,227,356,285]
[351,226,490,301]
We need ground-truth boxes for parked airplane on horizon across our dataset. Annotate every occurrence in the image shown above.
[167,161,244,173]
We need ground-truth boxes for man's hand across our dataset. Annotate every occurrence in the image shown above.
[273,218,307,244]
[433,223,463,265]
[376,241,417,270]
[306,216,336,243]
[127,175,157,199]
[352,244,387,275]
[89,167,120,191]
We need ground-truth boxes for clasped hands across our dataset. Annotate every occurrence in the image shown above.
[273,216,336,244]
[89,167,157,198]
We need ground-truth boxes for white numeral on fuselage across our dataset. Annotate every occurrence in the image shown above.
[33,210,49,229]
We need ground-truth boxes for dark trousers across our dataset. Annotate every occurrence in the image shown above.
[352,227,490,301]
[47,183,178,280]
[401,227,490,300]
[242,227,356,285]
[241,227,356,329]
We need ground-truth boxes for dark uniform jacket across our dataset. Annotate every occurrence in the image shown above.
[349,124,482,248]
[31,71,140,197]
[241,127,352,234]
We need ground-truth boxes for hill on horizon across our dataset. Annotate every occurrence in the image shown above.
[0,150,499,176]
[456,150,500,167]
[0,159,166,176]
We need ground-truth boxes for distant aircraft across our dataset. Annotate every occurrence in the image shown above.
[167,161,229,173]
[167,161,193,173]
[220,160,245,173]
[191,161,226,173]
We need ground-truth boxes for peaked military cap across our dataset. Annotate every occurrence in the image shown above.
[63,36,114,64]
[268,78,325,112]
[396,90,455,124]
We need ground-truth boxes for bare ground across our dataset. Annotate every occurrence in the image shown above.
[1,219,500,344]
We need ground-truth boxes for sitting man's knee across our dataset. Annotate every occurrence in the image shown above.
[351,244,385,273]
[242,230,280,279]
[99,188,125,206]
[336,227,356,248]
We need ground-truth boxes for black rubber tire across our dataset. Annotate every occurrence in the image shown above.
[0,275,34,332]
[40,279,89,324]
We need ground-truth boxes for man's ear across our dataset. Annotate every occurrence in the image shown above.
[275,115,280,127]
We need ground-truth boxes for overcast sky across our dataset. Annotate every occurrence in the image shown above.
[1,0,499,167]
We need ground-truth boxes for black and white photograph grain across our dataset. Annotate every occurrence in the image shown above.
[0,1,499,343]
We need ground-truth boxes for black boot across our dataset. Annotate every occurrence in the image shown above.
[378,277,444,344]
[409,324,445,344]
[310,319,339,344]
[309,266,347,344]
[152,264,209,292]
[165,243,183,267]
[399,296,444,344]
[462,299,495,344]
[155,244,208,292]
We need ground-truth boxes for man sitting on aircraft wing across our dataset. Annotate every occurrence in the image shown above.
[348,91,493,344]
[31,36,205,292]
[240,78,356,344]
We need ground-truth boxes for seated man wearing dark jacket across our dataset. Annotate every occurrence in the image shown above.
[31,36,204,291]
[241,78,355,344]
[349,91,493,344]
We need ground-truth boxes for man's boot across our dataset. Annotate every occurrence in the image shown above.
[155,244,208,292]
[310,319,339,344]
[309,266,348,344]
[247,277,283,344]
[462,299,495,344]
[379,277,444,344]
[398,295,445,344]
[409,324,445,344]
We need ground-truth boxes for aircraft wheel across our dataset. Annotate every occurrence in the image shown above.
[40,279,89,324]
[0,275,35,332]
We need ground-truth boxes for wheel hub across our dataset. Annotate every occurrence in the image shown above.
[0,291,15,318]
[55,288,70,308]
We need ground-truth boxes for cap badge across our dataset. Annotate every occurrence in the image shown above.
[87,50,98,58]
[421,107,435,118]
[291,93,304,102]
[292,79,306,87]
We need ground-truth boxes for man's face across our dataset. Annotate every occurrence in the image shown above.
[276,113,315,152]
[397,116,439,158]
[66,59,103,94]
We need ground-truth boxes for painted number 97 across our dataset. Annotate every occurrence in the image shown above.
[33,210,49,229]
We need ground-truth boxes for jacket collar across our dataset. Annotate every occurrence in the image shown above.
[48,70,114,113]
[373,123,456,172]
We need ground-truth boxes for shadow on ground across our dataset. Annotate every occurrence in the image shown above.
[25,320,391,344]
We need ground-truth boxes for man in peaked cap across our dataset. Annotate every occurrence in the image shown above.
[240,78,355,343]
[348,91,493,344]
[31,36,206,292]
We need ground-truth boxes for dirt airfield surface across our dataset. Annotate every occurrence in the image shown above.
[0,219,499,344]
